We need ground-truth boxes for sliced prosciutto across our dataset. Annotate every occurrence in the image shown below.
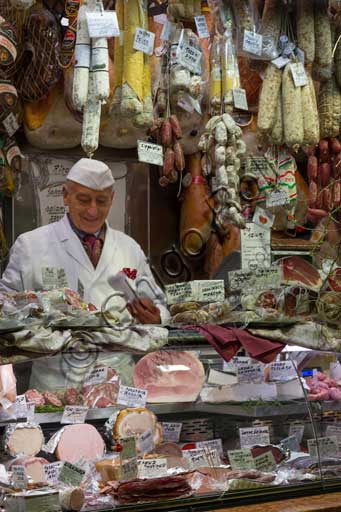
[281,256,322,291]
[133,351,205,403]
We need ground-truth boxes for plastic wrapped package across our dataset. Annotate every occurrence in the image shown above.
[220,30,240,112]
[259,0,282,60]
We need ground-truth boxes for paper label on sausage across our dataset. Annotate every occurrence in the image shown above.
[177,43,202,74]
[74,44,90,67]
[194,15,209,39]
[253,451,276,472]
[61,405,88,424]
[233,88,248,111]
[228,449,255,470]
[241,223,271,270]
[162,422,182,442]
[243,30,263,56]
[117,385,147,408]
[86,11,120,38]
[138,458,168,479]
[137,140,163,166]
[290,62,308,87]
[59,462,85,487]
[239,426,270,448]
[133,27,155,55]
[271,55,290,69]
[307,436,338,458]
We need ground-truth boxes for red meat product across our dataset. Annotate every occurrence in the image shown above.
[43,391,63,407]
[25,389,45,407]
[9,457,49,483]
[55,424,105,463]
[83,382,119,408]
[116,475,191,503]
[329,388,341,400]
[316,371,327,381]
[281,256,322,291]
[133,351,205,403]
[309,389,330,401]
[64,388,80,406]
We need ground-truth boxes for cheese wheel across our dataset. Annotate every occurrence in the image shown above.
[55,424,105,464]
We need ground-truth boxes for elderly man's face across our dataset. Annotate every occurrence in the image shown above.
[63,181,114,233]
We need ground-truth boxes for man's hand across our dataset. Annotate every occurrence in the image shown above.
[127,298,161,324]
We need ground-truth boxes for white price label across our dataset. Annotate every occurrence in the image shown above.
[237,363,264,383]
[241,222,271,271]
[43,462,63,485]
[3,112,19,137]
[194,15,209,38]
[86,11,120,38]
[59,462,85,487]
[307,436,338,458]
[253,451,276,472]
[165,282,195,305]
[26,401,35,421]
[289,423,304,444]
[197,438,224,456]
[228,449,255,470]
[133,27,155,55]
[12,465,27,488]
[138,458,168,479]
[139,429,154,455]
[269,361,296,382]
[137,140,163,166]
[177,44,202,74]
[243,30,263,56]
[117,385,147,408]
[42,266,68,289]
[271,55,290,69]
[280,435,300,452]
[253,206,274,230]
[84,366,108,386]
[61,406,88,424]
[233,88,248,111]
[14,395,27,418]
[290,62,308,87]
[266,188,289,208]
[183,448,220,469]
[325,425,341,443]
[239,426,270,449]
[162,422,182,442]
[195,280,225,303]
[120,458,138,481]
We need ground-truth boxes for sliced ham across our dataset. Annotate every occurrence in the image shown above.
[55,424,105,464]
[133,351,205,403]
[8,456,49,483]
[0,364,16,404]
[281,256,322,291]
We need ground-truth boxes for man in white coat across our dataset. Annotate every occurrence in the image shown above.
[0,158,169,324]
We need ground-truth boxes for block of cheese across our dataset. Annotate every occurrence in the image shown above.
[200,383,278,403]
[5,423,44,457]
[55,424,105,464]
[8,457,48,483]
[276,380,304,399]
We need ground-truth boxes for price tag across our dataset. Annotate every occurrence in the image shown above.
[280,435,300,452]
[269,361,296,382]
[3,112,19,137]
[86,11,120,38]
[43,462,63,485]
[194,280,225,303]
[120,458,138,481]
[239,426,270,449]
[12,465,27,488]
[194,15,210,38]
[23,492,60,512]
[208,368,238,386]
[325,425,341,442]
[42,266,69,289]
[289,423,305,444]
[253,206,274,229]
[241,223,271,270]
[165,282,194,305]
[14,395,27,418]
[307,436,338,458]
[177,44,202,74]
[84,366,108,386]
[61,405,88,424]
[229,267,282,293]
[133,27,155,55]
[120,437,137,461]
[138,458,168,479]
[183,448,220,469]
[227,449,255,470]
[26,401,35,421]
[117,385,147,408]
[253,451,276,472]
[271,55,290,69]
[266,188,289,208]
[197,438,224,457]
[246,156,274,179]
[162,422,182,442]
[137,140,163,166]
[233,88,248,111]
[237,363,264,383]
[59,462,85,487]
[243,30,263,56]
[290,62,308,87]
[139,429,155,455]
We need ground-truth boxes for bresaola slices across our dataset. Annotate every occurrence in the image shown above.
[4,423,44,457]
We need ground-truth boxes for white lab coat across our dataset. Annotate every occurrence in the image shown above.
[0,215,169,322]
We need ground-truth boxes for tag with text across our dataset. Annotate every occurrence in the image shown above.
[243,30,263,56]
[307,436,338,458]
[290,62,308,87]
[241,223,271,270]
[117,385,147,408]
[162,422,182,442]
[86,11,120,38]
[43,462,63,485]
[253,451,276,472]
[228,449,255,470]
[269,361,296,382]
[239,426,270,449]
[59,462,85,487]
[233,88,248,111]
[138,458,168,479]
[137,140,163,166]
[133,28,155,55]
[194,15,209,38]
[61,406,88,424]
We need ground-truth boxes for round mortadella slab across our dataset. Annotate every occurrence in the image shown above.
[55,424,105,463]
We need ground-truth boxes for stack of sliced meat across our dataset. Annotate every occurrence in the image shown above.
[307,371,341,401]
[115,475,191,504]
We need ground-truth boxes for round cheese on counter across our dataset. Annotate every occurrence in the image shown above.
[5,423,44,457]
[55,424,105,464]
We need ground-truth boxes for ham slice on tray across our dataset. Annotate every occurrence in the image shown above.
[281,256,322,291]
[133,351,205,403]
[55,424,105,463]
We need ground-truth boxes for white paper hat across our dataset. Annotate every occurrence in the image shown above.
[67,158,115,190]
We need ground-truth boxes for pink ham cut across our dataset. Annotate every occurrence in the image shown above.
[133,351,205,403]
[55,424,105,464]
[281,256,322,291]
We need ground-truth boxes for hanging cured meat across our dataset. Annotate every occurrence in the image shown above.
[281,256,322,291]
